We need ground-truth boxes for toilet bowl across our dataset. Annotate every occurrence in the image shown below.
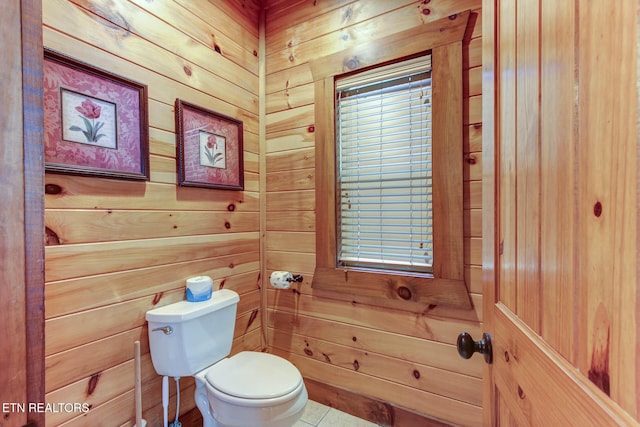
[146,289,307,427]
[195,352,308,427]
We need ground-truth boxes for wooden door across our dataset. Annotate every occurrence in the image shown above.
[481,0,640,425]
[1,1,44,427]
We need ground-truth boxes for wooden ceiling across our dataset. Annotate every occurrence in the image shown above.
[221,0,314,29]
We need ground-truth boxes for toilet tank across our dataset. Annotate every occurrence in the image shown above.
[146,289,240,377]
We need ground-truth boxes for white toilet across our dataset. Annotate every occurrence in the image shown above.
[146,289,308,427]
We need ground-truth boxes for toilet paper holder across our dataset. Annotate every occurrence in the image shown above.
[270,271,303,289]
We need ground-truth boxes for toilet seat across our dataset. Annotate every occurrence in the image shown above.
[205,351,303,404]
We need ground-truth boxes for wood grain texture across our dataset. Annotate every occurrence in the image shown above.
[432,42,465,281]
[537,0,577,363]
[311,18,469,310]
[43,0,258,114]
[576,0,637,414]
[1,1,28,426]
[269,1,480,75]
[36,2,490,426]
[493,305,638,426]
[487,0,640,423]
[43,1,261,424]
[304,377,455,427]
[277,349,482,426]
[309,12,471,81]
[265,1,484,423]
[480,0,497,424]
[22,0,45,425]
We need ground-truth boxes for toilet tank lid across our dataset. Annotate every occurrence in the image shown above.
[146,289,239,323]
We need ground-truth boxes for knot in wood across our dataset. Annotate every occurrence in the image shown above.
[594,201,603,217]
[227,203,236,212]
[87,372,101,395]
[45,227,60,246]
[345,57,359,70]
[396,286,412,300]
[152,293,164,305]
[45,183,62,195]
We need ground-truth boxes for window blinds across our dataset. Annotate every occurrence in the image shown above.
[336,55,433,272]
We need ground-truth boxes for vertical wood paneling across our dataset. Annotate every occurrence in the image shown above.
[515,0,541,331]
[22,0,45,424]
[433,42,465,281]
[266,1,483,424]
[1,2,28,426]
[259,8,268,350]
[539,0,576,364]
[498,0,517,310]
[489,0,639,422]
[43,1,260,425]
[576,1,637,414]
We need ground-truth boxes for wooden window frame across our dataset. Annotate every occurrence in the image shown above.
[310,12,473,311]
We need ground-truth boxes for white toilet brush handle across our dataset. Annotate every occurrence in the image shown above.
[134,341,143,427]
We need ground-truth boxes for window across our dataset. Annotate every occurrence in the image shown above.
[309,12,472,310]
[336,56,434,274]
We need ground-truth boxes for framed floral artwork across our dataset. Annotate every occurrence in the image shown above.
[44,49,149,180]
[175,99,244,190]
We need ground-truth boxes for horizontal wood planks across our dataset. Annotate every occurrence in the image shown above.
[265,1,484,425]
[40,1,486,425]
[43,0,260,425]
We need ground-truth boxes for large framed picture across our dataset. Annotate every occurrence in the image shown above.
[175,99,244,190]
[43,49,149,180]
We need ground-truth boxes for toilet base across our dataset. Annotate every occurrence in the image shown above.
[194,374,218,427]
[194,371,307,427]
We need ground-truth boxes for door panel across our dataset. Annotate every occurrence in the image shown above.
[484,0,639,424]
[538,0,576,363]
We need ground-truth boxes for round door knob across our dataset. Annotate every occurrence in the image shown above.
[457,332,493,364]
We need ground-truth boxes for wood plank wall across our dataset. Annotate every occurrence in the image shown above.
[42,1,260,425]
[264,1,483,426]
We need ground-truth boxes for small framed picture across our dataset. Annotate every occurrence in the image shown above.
[43,49,149,180]
[175,99,244,190]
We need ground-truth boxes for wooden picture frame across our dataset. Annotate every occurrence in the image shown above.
[43,49,149,180]
[175,99,244,190]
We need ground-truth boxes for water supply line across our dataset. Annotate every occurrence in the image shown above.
[162,376,169,427]
[170,377,182,427]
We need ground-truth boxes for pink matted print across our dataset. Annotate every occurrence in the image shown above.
[43,49,149,180]
[175,99,244,190]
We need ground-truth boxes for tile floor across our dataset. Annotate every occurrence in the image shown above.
[294,400,379,427]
